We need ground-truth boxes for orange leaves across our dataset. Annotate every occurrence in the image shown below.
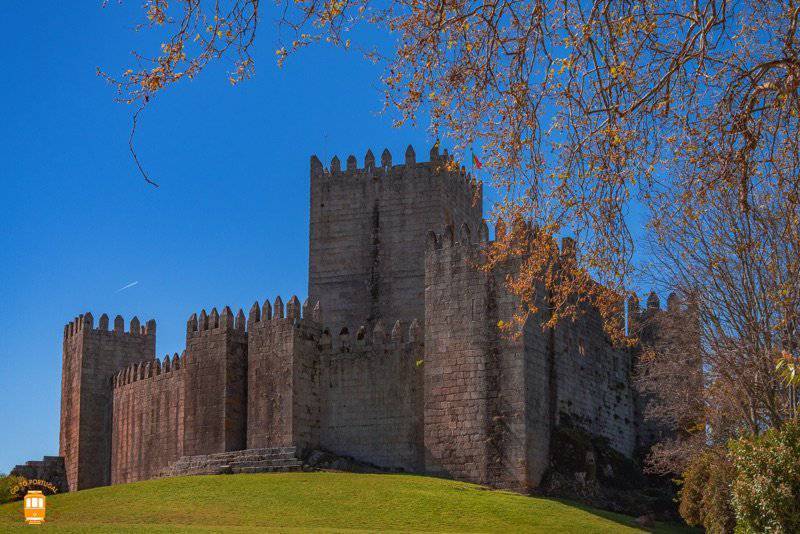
[145,0,168,25]
[101,0,260,106]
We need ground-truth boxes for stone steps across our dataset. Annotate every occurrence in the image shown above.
[162,447,303,477]
[172,454,297,467]
[231,465,303,474]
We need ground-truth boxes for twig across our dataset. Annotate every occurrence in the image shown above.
[129,103,160,188]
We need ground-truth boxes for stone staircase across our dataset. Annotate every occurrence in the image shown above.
[162,447,304,477]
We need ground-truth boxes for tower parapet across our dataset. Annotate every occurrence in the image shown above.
[60,312,156,491]
[183,305,248,456]
[308,144,483,328]
[246,296,321,452]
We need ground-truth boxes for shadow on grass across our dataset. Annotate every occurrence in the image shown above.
[547,497,700,534]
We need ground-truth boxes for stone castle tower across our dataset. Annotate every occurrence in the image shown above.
[308,145,482,326]
[50,145,684,493]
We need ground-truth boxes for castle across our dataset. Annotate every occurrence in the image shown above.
[52,145,679,493]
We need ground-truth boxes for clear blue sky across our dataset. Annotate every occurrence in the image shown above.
[0,2,459,472]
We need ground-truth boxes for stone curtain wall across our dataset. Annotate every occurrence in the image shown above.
[308,146,482,329]
[248,296,425,470]
[318,320,424,472]
[553,303,636,456]
[60,313,155,491]
[110,355,185,484]
[183,307,248,456]
[105,295,427,484]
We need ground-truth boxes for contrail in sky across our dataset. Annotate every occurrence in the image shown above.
[115,281,139,293]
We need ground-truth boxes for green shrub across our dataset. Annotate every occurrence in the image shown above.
[729,420,800,533]
[678,450,736,534]
[0,474,26,504]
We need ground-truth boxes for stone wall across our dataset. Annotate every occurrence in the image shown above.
[110,355,185,484]
[318,319,424,472]
[423,223,640,490]
[59,313,155,491]
[308,147,482,328]
[423,227,494,485]
[183,307,248,456]
[553,301,636,456]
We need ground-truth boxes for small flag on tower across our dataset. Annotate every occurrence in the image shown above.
[471,150,483,170]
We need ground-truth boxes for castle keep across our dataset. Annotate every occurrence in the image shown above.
[54,145,678,493]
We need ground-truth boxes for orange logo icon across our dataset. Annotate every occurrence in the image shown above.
[23,490,46,525]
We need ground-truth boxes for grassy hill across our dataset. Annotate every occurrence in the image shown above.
[0,471,693,533]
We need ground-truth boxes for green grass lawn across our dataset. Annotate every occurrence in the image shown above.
[0,471,694,533]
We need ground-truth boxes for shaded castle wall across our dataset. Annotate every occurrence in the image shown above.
[183,307,248,456]
[246,296,320,452]
[553,301,636,456]
[110,355,185,484]
[60,313,155,491]
[423,223,551,491]
[318,320,424,472]
[308,147,483,328]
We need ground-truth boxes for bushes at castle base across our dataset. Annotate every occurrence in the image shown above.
[677,449,735,534]
[729,420,800,534]
[0,474,26,504]
[542,422,678,519]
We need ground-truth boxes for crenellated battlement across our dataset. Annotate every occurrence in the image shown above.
[112,352,185,389]
[186,306,246,337]
[246,295,322,329]
[320,318,422,352]
[426,219,491,252]
[627,290,690,337]
[63,312,155,340]
[424,218,549,276]
[310,144,481,198]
